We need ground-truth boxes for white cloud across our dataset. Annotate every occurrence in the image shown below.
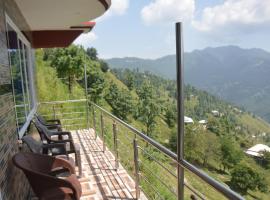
[97,0,129,21]
[192,0,270,32]
[73,32,98,47]
[141,0,195,25]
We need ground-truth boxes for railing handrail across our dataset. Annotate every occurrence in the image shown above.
[39,99,87,104]
[89,101,244,200]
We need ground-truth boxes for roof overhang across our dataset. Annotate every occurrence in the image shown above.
[14,0,111,48]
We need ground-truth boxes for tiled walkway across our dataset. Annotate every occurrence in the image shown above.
[71,129,147,200]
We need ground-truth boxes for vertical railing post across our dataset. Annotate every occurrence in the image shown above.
[176,22,185,200]
[86,101,90,130]
[100,112,105,152]
[93,107,97,139]
[113,121,119,169]
[52,105,56,120]
[133,139,140,199]
[84,57,90,129]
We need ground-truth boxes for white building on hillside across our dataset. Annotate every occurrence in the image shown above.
[184,116,194,124]
[245,144,270,157]
[211,110,220,116]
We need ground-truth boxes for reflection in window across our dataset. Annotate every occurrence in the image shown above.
[6,24,33,131]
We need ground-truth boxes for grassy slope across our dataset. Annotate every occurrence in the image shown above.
[36,50,85,102]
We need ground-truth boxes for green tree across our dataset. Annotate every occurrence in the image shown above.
[201,132,221,166]
[87,71,105,103]
[100,60,109,72]
[136,83,160,138]
[105,83,133,121]
[125,72,135,90]
[230,163,268,195]
[165,104,177,127]
[49,45,85,93]
[86,47,98,60]
[262,151,270,169]
[169,128,177,152]
[220,137,243,171]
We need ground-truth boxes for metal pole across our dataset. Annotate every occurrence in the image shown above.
[84,55,90,129]
[101,112,105,152]
[176,22,185,200]
[133,139,140,199]
[52,105,56,120]
[113,121,119,169]
[93,107,97,139]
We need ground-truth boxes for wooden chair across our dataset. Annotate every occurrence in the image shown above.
[32,119,82,177]
[12,152,82,200]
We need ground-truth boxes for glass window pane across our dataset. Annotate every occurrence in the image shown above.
[7,24,26,130]
[24,44,33,110]
[19,40,30,115]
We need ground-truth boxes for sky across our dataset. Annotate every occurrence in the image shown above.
[74,0,270,59]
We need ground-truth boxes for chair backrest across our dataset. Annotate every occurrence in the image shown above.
[22,135,43,154]
[35,114,47,125]
[12,152,58,197]
[32,119,51,143]
[13,152,81,200]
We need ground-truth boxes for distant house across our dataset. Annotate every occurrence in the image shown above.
[211,110,220,116]
[199,120,207,124]
[245,144,270,157]
[184,116,194,124]
[199,120,207,130]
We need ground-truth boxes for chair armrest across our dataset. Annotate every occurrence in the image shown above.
[50,131,71,137]
[46,124,62,130]
[47,119,61,124]
[52,157,76,174]
[51,139,72,143]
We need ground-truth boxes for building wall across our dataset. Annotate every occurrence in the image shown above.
[0,0,31,199]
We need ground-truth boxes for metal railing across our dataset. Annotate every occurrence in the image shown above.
[37,99,244,200]
[89,101,244,200]
[38,99,89,130]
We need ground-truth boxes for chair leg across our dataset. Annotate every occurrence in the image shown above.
[75,149,82,177]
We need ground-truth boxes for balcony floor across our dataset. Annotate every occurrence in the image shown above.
[71,129,147,200]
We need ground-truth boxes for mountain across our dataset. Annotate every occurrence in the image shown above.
[106,46,270,122]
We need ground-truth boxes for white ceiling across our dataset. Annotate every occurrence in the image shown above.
[15,0,107,30]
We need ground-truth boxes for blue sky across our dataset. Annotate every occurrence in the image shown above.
[74,0,270,59]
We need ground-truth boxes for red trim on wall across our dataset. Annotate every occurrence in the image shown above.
[31,30,83,48]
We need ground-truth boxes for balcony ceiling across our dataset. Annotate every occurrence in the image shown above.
[15,0,110,30]
[14,0,110,48]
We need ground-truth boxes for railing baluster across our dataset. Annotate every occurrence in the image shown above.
[86,101,90,129]
[113,121,119,169]
[100,112,105,152]
[52,105,56,120]
[93,107,97,139]
[133,139,140,199]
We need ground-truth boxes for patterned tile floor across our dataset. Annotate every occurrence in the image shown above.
[71,129,147,200]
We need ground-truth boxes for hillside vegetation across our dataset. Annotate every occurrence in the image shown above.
[36,46,270,199]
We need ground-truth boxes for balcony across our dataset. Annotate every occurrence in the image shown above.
[37,99,244,200]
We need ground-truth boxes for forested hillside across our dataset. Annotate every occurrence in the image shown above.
[36,46,270,199]
[106,46,270,123]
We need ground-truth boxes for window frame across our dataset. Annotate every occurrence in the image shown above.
[5,14,37,138]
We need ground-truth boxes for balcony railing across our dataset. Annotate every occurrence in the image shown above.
[38,99,244,200]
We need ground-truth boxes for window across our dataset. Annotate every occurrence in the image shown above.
[5,15,36,136]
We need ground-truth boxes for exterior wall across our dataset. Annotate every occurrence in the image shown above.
[0,0,31,199]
